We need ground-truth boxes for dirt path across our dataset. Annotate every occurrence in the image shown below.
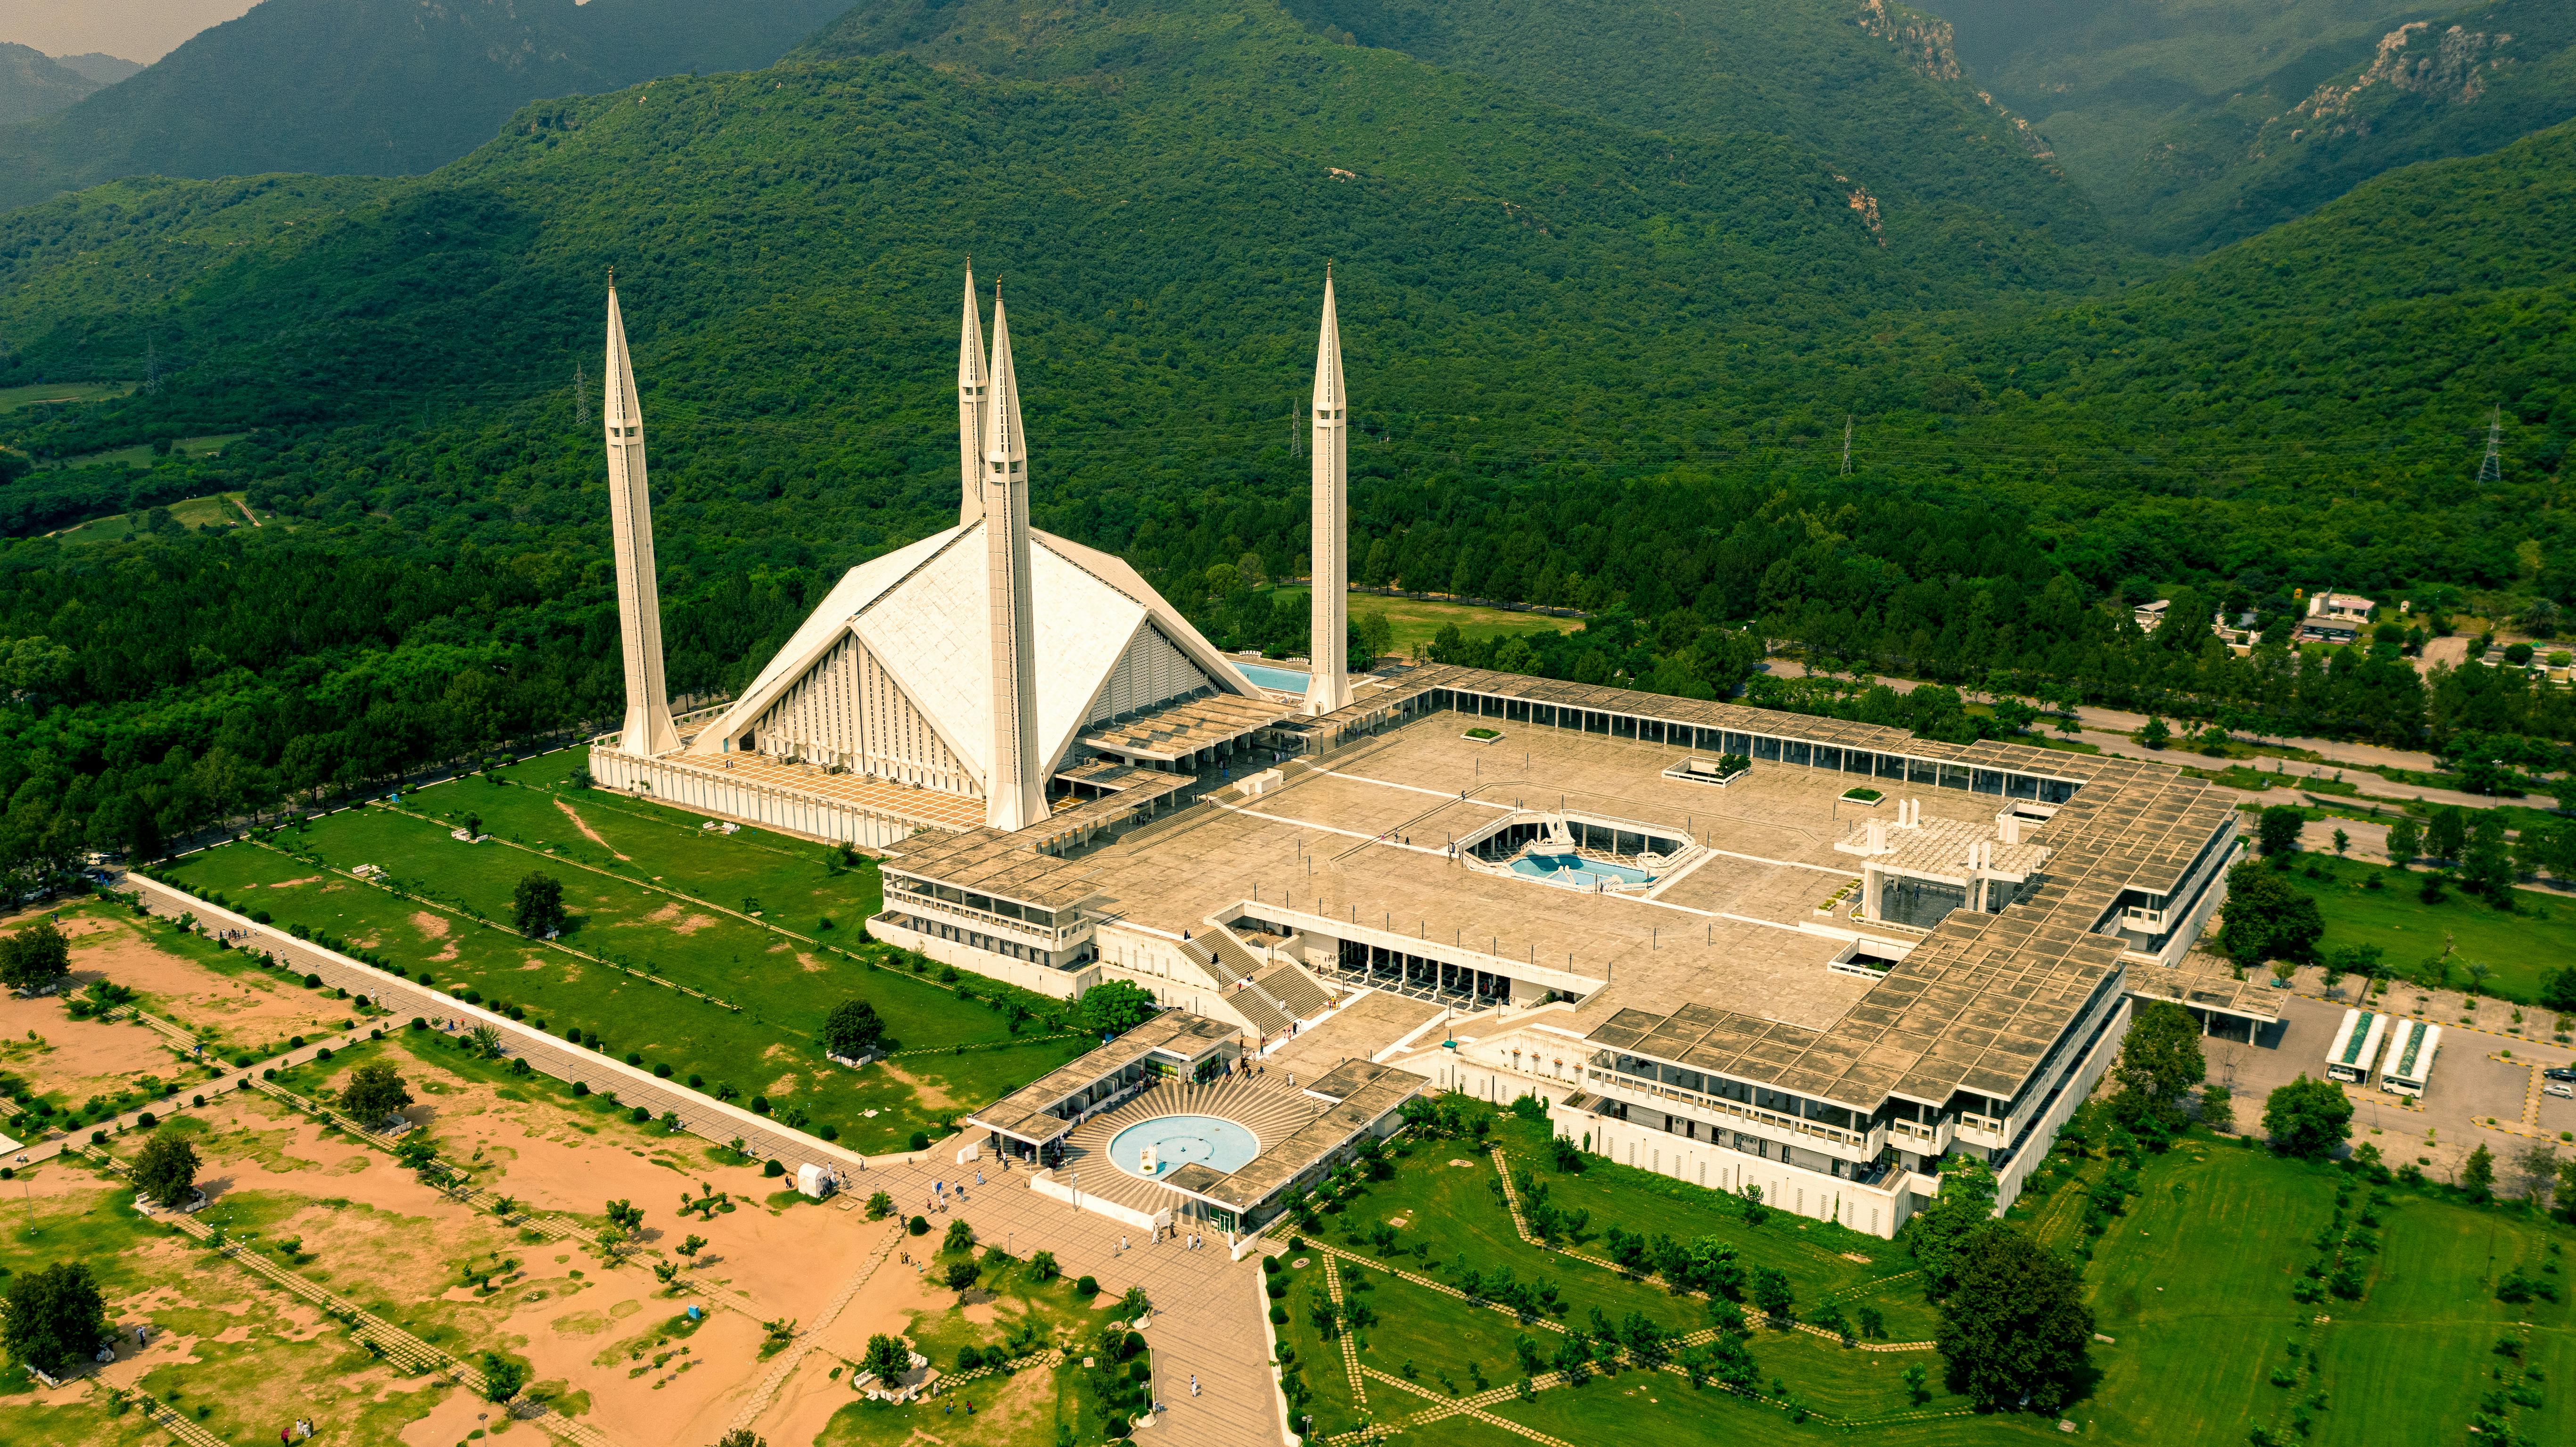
[555,798,631,860]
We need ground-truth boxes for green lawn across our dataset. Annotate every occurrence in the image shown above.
[0,379,136,413]
[162,753,1090,1152]
[1271,586,1581,659]
[1283,1103,2576,1446]
[50,484,259,543]
[2276,854,2576,1004]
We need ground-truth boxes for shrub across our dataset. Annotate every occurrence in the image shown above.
[944,1260,980,1291]
[908,1131,931,1152]
[629,1107,651,1124]
[625,1052,642,1067]
[301,973,322,988]
[751,1096,771,1115]
[763,1159,784,1178]
[1074,1274,1099,1297]
[908,1216,930,1236]
[653,1062,673,1078]
[570,1081,589,1097]
[687,1073,704,1088]
[817,1124,839,1141]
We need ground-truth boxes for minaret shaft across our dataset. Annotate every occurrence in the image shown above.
[604,285,680,757]
[981,291,1048,831]
[958,265,990,526]
[1306,273,1354,716]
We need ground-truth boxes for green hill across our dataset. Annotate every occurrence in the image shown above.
[0,0,859,213]
[1932,0,2576,252]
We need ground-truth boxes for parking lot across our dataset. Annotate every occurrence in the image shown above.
[2205,989,2576,1181]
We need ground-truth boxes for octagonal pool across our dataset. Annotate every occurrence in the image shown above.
[1109,1114,1261,1179]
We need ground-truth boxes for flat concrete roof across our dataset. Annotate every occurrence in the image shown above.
[913,662,2240,1119]
[965,1011,1238,1140]
[1080,691,1297,762]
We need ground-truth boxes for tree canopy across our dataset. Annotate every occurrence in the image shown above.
[1933,1222,2095,1414]
[2262,1075,2355,1160]
[1,1260,112,1376]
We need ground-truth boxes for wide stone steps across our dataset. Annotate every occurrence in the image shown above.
[1251,960,1333,1020]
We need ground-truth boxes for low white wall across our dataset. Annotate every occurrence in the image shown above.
[589,745,923,849]
[1560,1105,1915,1241]
[865,915,1098,1001]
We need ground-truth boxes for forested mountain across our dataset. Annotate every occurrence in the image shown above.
[0,43,105,126]
[0,0,859,213]
[830,0,2119,288]
[0,0,2568,878]
[1929,0,2576,252]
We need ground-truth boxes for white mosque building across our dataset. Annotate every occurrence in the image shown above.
[588,267,1353,866]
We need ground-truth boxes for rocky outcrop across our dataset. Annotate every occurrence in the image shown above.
[2274,23,2519,147]
[1853,0,1959,82]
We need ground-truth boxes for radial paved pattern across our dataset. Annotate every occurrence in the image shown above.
[1055,1077,1321,1217]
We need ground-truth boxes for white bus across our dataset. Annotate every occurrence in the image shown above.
[2379,1019,2439,1097]
[2325,1009,2387,1085]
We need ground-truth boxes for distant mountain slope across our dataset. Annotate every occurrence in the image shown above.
[1930,0,2576,252]
[50,54,147,87]
[819,0,2121,287]
[0,0,858,214]
[0,43,103,125]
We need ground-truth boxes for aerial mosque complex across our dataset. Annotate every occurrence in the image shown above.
[586,269,2276,1242]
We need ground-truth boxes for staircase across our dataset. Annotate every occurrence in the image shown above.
[1183,928,1294,1036]
[1250,960,1332,1020]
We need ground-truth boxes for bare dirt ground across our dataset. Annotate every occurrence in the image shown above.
[556,799,631,859]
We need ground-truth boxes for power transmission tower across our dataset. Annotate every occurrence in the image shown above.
[144,336,160,395]
[1289,399,1300,459]
[1840,415,1853,476]
[575,360,589,427]
[2477,406,2502,482]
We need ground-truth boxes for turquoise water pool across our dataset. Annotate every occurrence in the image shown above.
[1235,662,1310,694]
[1509,852,1653,888]
[1109,1114,1261,1179]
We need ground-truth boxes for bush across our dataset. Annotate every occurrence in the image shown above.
[763,1159,784,1178]
[751,1096,771,1115]
[944,1259,980,1290]
[625,1052,642,1067]
[629,1107,651,1123]
[571,1081,589,1097]
[818,1123,839,1141]
[653,1062,673,1078]
[908,1215,931,1236]
[1074,1274,1100,1297]
[908,1131,931,1152]
[301,972,322,988]
[687,1073,704,1087]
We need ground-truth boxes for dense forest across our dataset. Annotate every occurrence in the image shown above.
[0,0,2569,894]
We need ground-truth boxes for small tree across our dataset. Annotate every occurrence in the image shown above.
[2331,828,2351,858]
[481,1350,526,1402]
[512,872,567,938]
[2219,864,2324,968]
[864,1190,894,1219]
[2136,716,2170,749]
[2197,1084,2235,1134]
[1027,1250,1060,1283]
[2112,1001,2205,1127]
[1906,1156,1998,1299]
[943,1217,977,1254]
[2256,806,2305,856]
[339,1060,413,1123]
[0,921,72,993]
[1078,980,1158,1036]
[132,1131,201,1208]
[2262,1075,2353,1160]
[2460,1144,2496,1203]
[2,1261,113,1376]
[1934,1223,2092,1413]
[862,1333,911,1382]
[1901,1362,1929,1405]
[2385,817,2423,869]
[677,1233,707,1261]
[1749,1267,1794,1323]
[821,998,885,1060]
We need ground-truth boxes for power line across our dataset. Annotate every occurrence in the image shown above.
[2477,405,2502,482]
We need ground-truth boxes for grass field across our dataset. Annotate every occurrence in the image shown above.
[41,433,246,475]
[2276,854,2575,1004]
[1276,1103,2574,1446]
[50,487,262,543]
[160,748,1091,1152]
[0,379,137,413]
[1270,586,1583,658]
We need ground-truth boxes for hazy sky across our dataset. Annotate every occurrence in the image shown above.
[1,0,259,63]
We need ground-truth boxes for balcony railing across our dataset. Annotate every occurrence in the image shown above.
[1587,1071,1875,1154]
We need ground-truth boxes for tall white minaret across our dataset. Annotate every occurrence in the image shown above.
[1305,270,1354,716]
[957,262,989,527]
[603,277,680,757]
[980,288,1048,831]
